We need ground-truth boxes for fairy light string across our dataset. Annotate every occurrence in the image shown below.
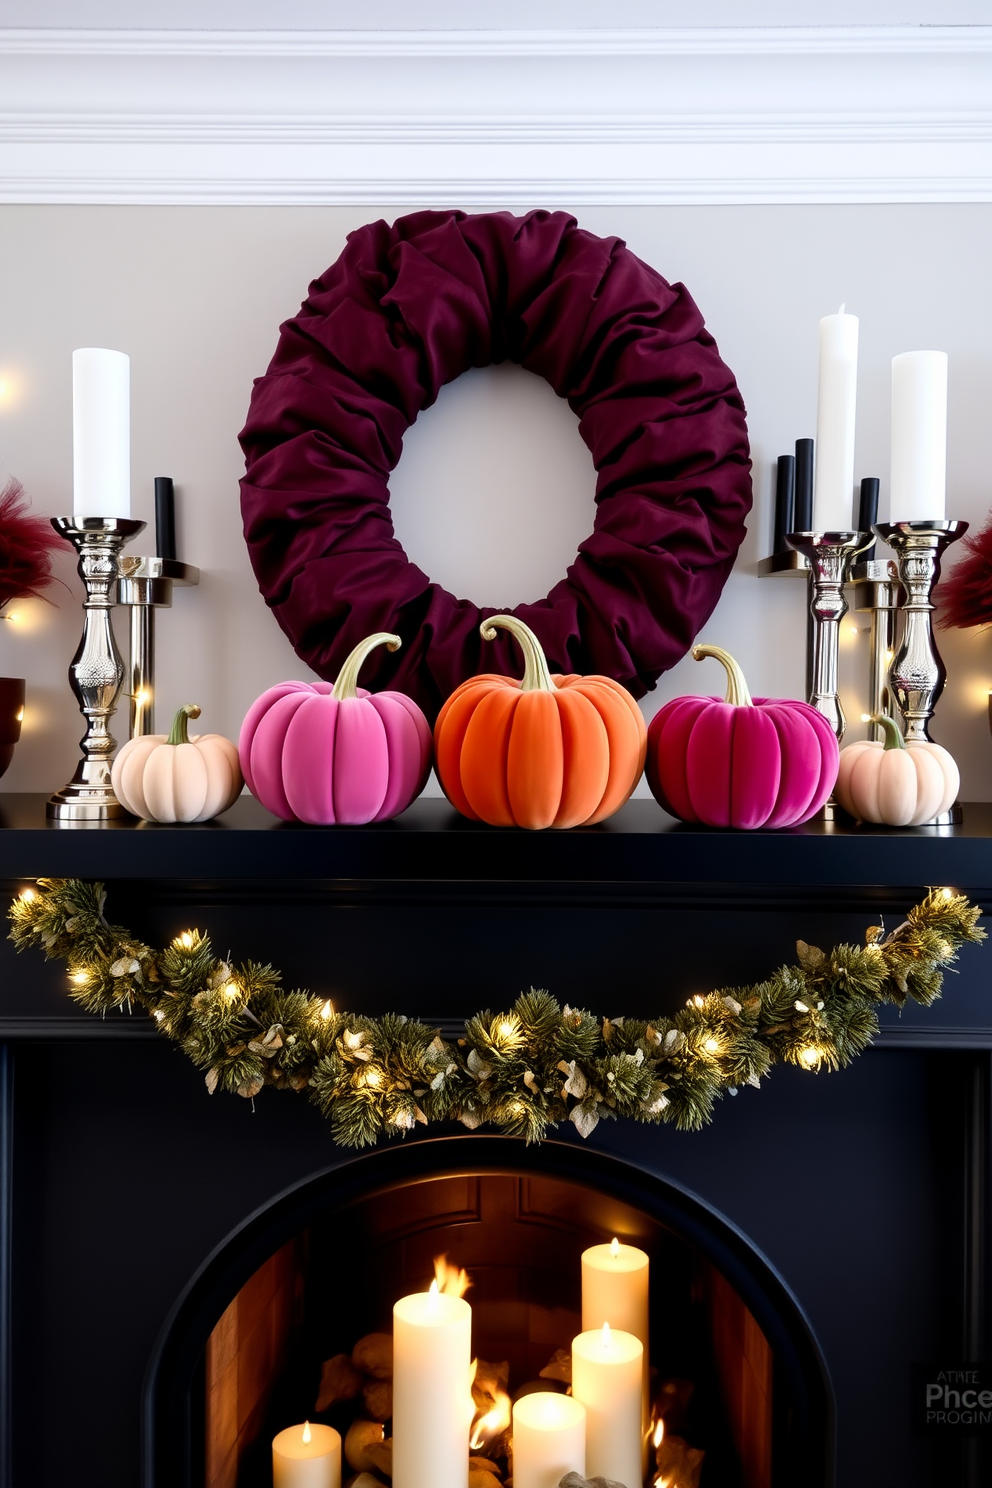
[7,879,984,1149]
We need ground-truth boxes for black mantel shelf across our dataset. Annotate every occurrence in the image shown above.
[2,791,992,895]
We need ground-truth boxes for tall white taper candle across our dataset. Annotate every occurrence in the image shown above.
[581,1238,650,1456]
[890,351,948,521]
[393,1282,472,1488]
[571,1323,643,1488]
[812,308,859,532]
[72,348,131,520]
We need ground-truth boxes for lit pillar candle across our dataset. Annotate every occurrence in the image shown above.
[272,1421,341,1488]
[571,1323,642,1488]
[812,308,859,532]
[72,347,131,520]
[582,1237,650,1448]
[512,1392,586,1488]
[891,350,948,521]
[393,1281,472,1488]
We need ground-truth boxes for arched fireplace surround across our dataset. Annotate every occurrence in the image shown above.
[143,1136,834,1488]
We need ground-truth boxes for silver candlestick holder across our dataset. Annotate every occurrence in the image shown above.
[873,520,968,744]
[47,516,145,823]
[786,530,871,740]
[117,555,199,737]
[851,556,902,743]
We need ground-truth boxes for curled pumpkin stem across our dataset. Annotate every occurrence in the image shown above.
[480,615,557,693]
[692,643,754,708]
[167,704,201,747]
[869,713,907,751]
[331,633,402,701]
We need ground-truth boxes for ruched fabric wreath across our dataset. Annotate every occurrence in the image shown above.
[240,210,753,719]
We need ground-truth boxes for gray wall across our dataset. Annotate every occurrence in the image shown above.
[2,203,991,798]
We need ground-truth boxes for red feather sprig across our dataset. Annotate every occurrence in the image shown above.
[938,511,992,630]
[0,478,70,611]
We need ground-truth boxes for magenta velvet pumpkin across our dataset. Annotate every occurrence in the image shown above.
[646,644,839,829]
[239,633,432,824]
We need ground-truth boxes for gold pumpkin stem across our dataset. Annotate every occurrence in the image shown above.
[331,633,402,701]
[869,712,907,751]
[691,644,754,708]
[480,615,557,692]
[167,703,201,747]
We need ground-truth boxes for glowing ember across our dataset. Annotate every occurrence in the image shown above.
[302,1421,312,1445]
[469,1389,511,1450]
[434,1254,470,1298]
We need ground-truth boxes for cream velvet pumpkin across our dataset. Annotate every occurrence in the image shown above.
[835,714,959,826]
[112,704,243,823]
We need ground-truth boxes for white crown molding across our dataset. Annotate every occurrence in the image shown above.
[4,25,992,56]
[6,175,992,207]
[2,25,991,205]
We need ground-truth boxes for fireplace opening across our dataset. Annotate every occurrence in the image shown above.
[144,1138,834,1488]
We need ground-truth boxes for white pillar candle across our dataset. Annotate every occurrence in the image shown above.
[393,1281,472,1488]
[890,350,948,521]
[571,1324,643,1488]
[512,1391,586,1488]
[812,308,859,532]
[272,1421,341,1488]
[72,347,131,520]
[582,1238,650,1451]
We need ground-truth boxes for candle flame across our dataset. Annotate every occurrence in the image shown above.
[610,1236,620,1258]
[469,1389,511,1451]
[601,1321,612,1347]
[429,1279,439,1301]
[653,1418,665,1448]
[302,1421,311,1445]
[15,707,24,723]
[434,1254,470,1298]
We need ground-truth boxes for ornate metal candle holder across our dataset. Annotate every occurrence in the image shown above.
[873,520,967,742]
[47,516,145,823]
[851,556,902,743]
[117,555,199,737]
[786,530,870,740]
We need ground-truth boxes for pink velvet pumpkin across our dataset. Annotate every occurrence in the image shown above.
[239,633,432,824]
[646,644,839,829]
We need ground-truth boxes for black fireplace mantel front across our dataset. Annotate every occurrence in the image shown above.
[1,792,991,1488]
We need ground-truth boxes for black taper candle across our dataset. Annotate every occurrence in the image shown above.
[773,455,795,554]
[794,438,814,531]
[858,476,880,560]
[154,477,176,561]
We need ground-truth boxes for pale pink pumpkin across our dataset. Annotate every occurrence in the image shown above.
[239,633,432,825]
[834,713,959,825]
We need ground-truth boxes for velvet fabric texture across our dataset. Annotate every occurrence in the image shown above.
[240,210,752,719]
[646,693,840,829]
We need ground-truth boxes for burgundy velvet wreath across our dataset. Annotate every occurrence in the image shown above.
[239,209,752,718]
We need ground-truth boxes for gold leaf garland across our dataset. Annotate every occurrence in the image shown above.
[7,879,985,1148]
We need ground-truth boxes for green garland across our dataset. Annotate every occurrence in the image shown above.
[7,879,985,1148]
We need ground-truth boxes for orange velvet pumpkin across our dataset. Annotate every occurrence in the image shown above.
[434,615,647,829]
